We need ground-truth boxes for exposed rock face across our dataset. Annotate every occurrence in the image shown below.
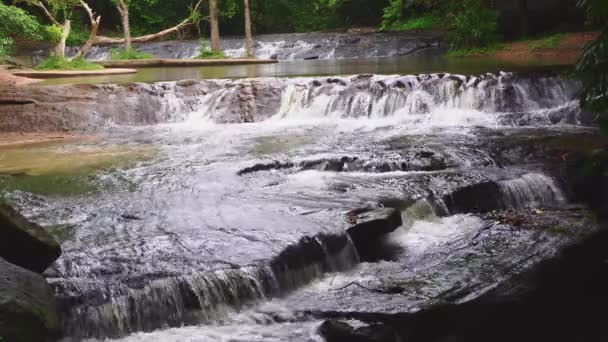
[0,257,61,342]
[347,208,403,261]
[318,225,608,342]
[0,72,583,133]
[0,204,61,273]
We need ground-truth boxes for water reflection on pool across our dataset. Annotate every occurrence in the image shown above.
[38,55,569,86]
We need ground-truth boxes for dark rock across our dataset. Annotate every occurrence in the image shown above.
[442,181,503,214]
[0,204,61,273]
[347,208,402,261]
[0,257,61,342]
[318,320,399,342]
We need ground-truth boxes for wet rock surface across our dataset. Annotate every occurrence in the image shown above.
[0,204,61,273]
[48,32,443,62]
[0,72,582,133]
[0,257,61,342]
[1,70,604,341]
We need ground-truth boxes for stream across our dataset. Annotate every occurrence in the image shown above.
[1,41,601,341]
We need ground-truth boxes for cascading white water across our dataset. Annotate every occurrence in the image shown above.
[59,233,359,340]
[498,173,566,209]
[272,73,580,125]
[171,72,582,127]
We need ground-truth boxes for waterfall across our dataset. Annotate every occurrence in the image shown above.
[58,233,359,340]
[272,73,581,125]
[498,173,566,209]
[166,72,582,127]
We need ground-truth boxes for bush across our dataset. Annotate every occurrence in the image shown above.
[197,39,226,59]
[382,13,440,31]
[447,0,498,49]
[111,48,154,60]
[0,36,13,63]
[35,56,103,70]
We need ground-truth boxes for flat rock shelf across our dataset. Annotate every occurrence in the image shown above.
[13,68,137,79]
[95,58,279,68]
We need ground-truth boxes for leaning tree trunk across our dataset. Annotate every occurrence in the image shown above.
[72,1,101,60]
[55,20,71,58]
[117,0,132,50]
[210,0,221,52]
[244,0,254,57]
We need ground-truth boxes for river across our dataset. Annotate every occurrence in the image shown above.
[1,35,600,342]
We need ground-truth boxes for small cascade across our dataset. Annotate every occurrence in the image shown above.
[273,73,581,125]
[440,173,567,215]
[498,173,566,209]
[58,233,359,340]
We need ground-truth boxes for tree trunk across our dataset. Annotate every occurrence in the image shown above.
[517,0,529,37]
[72,19,100,60]
[210,0,221,52]
[55,20,71,59]
[117,0,132,50]
[244,0,254,57]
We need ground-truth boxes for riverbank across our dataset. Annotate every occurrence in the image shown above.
[0,133,96,148]
[0,70,41,87]
[464,31,599,65]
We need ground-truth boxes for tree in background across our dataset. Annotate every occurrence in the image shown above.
[209,0,220,52]
[15,0,100,59]
[243,0,254,57]
[96,0,204,47]
[576,0,608,128]
[0,2,56,62]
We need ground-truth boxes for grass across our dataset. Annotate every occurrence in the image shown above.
[384,14,441,32]
[447,43,503,57]
[197,38,227,59]
[35,56,103,70]
[526,33,566,51]
[111,48,154,60]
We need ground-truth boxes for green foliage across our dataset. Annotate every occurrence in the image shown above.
[111,48,154,60]
[35,56,103,70]
[197,39,226,59]
[0,36,13,63]
[446,43,503,57]
[576,28,608,126]
[43,25,63,44]
[0,2,45,40]
[527,34,566,51]
[382,13,440,31]
[66,26,91,47]
[446,0,498,49]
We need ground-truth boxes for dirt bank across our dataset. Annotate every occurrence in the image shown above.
[0,71,42,87]
[489,31,599,65]
[0,133,96,148]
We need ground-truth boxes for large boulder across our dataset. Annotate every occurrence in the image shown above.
[0,257,61,342]
[0,204,61,273]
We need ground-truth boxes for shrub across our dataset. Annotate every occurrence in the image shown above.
[197,39,226,59]
[382,13,440,31]
[446,0,498,49]
[0,36,13,63]
[35,56,103,70]
[111,48,154,60]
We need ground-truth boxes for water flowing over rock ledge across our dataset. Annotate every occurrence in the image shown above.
[0,71,588,133]
[44,32,443,63]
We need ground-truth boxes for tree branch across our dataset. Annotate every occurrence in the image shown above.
[34,1,61,27]
[93,0,205,46]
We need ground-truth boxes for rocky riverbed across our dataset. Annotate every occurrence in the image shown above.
[0,70,607,342]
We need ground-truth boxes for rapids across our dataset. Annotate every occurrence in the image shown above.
[2,71,599,341]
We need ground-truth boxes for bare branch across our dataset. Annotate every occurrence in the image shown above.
[34,1,61,27]
[93,0,205,46]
